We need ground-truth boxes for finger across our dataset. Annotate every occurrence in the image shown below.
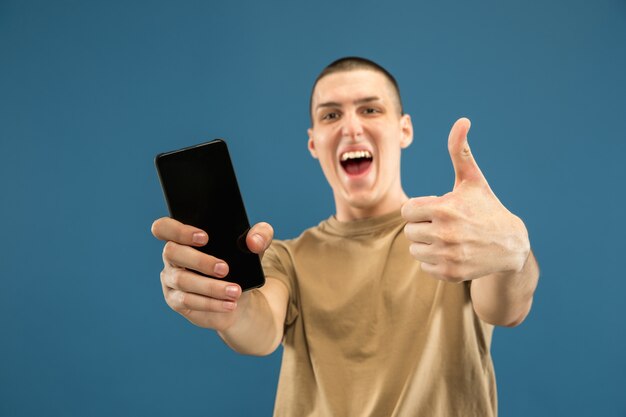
[419,261,465,283]
[246,222,274,255]
[404,222,435,245]
[162,241,229,278]
[409,242,439,264]
[419,261,441,279]
[183,309,236,331]
[401,196,439,222]
[160,271,172,302]
[162,267,241,301]
[166,289,238,313]
[447,117,485,189]
[151,217,208,247]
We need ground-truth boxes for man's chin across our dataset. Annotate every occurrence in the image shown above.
[342,192,379,210]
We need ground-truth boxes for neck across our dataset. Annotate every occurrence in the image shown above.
[334,191,409,222]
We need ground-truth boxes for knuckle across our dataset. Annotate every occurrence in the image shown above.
[178,291,188,308]
[195,254,213,275]
[401,199,418,219]
[176,226,189,245]
[203,280,218,299]
[404,223,417,240]
[162,241,177,260]
[164,290,179,309]
[400,201,409,218]
[431,228,446,244]
[169,269,182,288]
[431,228,447,243]
[433,204,453,221]
[442,250,459,265]
[409,243,422,259]
[202,297,216,311]
[442,247,463,264]
[441,250,454,264]
[403,223,412,239]
[439,228,459,245]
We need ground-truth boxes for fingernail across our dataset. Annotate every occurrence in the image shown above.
[214,262,228,276]
[223,300,237,311]
[225,285,240,298]
[192,232,208,244]
[252,234,264,247]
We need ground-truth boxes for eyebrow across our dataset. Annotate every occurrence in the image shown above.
[315,96,382,111]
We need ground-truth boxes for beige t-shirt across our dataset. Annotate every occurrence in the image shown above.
[262,210,497,417]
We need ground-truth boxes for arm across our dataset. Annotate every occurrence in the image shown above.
[218,277,288,356]
[152,218,288,356]
[402,118,540,327]
[470,249,539,327]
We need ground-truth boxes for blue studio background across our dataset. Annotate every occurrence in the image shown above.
[1,1,625,416]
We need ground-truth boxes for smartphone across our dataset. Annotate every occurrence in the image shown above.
[155,139,265,291]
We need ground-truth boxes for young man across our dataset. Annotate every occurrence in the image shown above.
[152,57,539,416]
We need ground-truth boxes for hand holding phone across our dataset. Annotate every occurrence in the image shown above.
[155,139,266,291]
[151,215,274,331]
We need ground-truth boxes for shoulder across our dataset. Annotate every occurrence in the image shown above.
[262,219,323,267]
[268,218,331,254]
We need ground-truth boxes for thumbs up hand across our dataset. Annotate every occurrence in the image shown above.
[401,118,531,283]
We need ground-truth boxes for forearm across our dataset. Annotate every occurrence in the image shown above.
[217,282,285,356]
[470,250,539,327]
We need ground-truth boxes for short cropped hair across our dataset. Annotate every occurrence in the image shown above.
[309,57,404,124]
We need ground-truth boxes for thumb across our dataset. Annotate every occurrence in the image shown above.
[448,117,485,189]
[246,221,274,256]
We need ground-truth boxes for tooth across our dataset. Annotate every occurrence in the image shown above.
[341,150,374,161]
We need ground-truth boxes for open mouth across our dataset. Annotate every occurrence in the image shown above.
[340,150,373,176]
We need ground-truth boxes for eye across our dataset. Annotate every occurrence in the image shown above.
[362,107,380,115]
[321,111,340,121]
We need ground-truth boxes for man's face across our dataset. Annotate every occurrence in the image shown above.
[308,69,413,220]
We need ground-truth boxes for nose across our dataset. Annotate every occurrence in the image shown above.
[341,112,363,139]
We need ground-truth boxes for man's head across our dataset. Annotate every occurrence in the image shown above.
[307,57,413,221]
[309,57,404,124]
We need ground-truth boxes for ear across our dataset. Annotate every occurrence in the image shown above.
[307,128,318,159]
[400,114,413,149]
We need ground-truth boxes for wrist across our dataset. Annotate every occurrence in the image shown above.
[218,290,253,334]
[504,214,531,274]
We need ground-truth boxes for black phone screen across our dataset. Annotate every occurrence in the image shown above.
[155,139,265,291]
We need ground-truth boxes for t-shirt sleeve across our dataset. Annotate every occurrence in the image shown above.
[262,241,299,326]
